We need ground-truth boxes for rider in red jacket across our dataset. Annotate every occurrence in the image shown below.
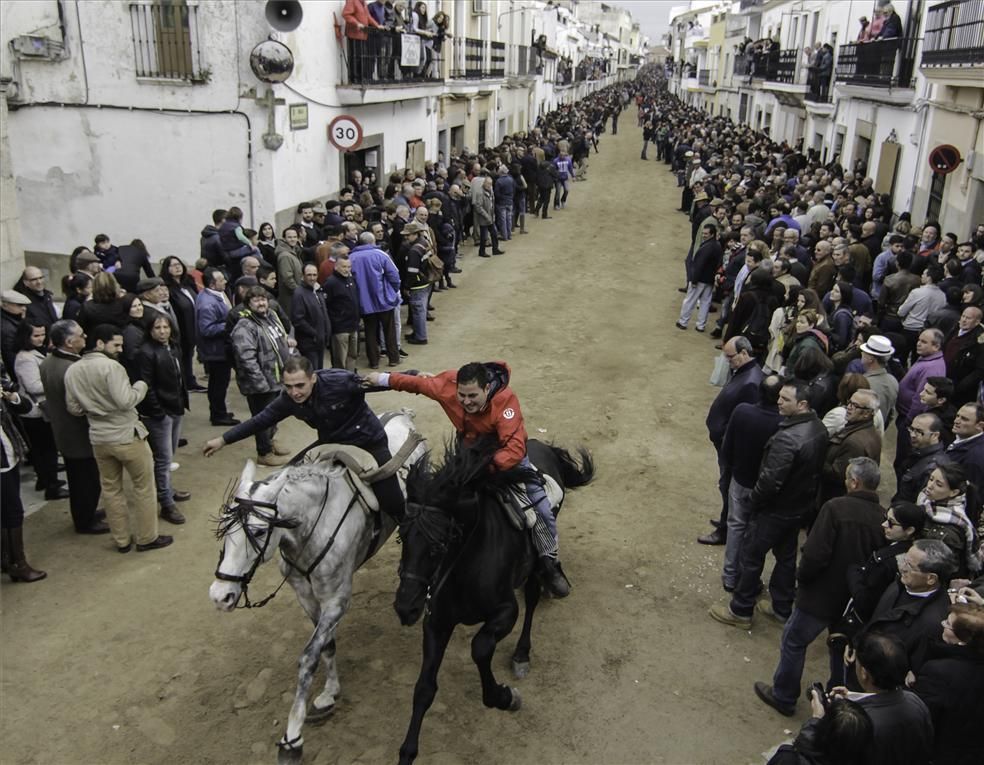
[367,361,569,597]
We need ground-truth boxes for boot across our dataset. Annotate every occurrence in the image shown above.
[6,526,47,583]
[538,556,570,598]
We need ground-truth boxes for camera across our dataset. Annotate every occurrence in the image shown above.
[1,376,19,394]
[808,682,830,711]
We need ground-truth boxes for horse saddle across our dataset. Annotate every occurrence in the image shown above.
[495,471,563,531]
[302,443,381,513]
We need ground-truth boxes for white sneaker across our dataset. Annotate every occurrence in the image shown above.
[169,462,179,472]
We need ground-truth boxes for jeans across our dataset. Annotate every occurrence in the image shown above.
[204,360,232,421]
[144,414,182,509]
[723,479,755,589]
[407,287,430,341]
[246,391,279,455]
[771,606,831,708]
[478,224,500,255]
[496,206,513,240]
[537,187,552,217]
[554,179,569,207]
[678,282,713,329]
[520,456,558,557]
[729,512,800,618]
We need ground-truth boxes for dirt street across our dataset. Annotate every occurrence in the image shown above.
[2,116,859,765]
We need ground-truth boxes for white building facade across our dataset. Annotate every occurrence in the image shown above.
[0,0,646,275]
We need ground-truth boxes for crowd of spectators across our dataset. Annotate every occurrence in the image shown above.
[0,84,627,584]
[636,65,984,764]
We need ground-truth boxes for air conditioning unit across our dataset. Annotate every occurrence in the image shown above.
[473,0,490,15]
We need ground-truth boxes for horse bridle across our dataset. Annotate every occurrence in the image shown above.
[213,496,297,608]
[398,501,473,616]
[214,473,365,609]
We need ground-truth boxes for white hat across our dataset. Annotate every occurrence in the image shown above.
[860,335,894,357]
[1,290,30,306]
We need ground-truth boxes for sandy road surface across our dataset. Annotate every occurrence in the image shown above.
[2,115,848,765]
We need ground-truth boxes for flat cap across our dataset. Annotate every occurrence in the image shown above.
[1,290,31,306]
[136,277,165,293]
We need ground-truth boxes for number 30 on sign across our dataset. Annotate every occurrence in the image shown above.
[327,115,364,152]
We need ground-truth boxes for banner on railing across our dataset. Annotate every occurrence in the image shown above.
[401,34,421,67]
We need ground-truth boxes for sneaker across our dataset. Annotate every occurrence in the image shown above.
[258,452,290,467]
[708,603,752,629]
[753,682,795,717]
[399,349,409,358]
[756,600,790,625]
[136,535,174,552]
[169,462,179,472]
[271,441,292,456]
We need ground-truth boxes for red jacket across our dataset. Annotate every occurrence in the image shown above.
[388,362,528,471]
[342,0,380,41]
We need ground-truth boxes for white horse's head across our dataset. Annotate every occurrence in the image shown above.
[208,460,293,612]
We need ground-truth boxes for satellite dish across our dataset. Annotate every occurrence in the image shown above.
[266,1,303,32]
[250,40,294,83]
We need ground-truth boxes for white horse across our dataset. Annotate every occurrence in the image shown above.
[208,410,427,765]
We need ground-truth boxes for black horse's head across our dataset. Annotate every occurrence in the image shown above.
[394,436,525,625]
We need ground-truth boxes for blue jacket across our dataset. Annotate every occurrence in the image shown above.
[195,289,231,362]
[349,244,401,315]
[494,175,515,208]
[705,359,764,447]
[223,368,386,449]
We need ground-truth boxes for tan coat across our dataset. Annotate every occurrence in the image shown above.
[65,351,148,445]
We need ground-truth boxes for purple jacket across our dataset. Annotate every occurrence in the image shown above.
[897,352,947,424]
[349,243,401,315]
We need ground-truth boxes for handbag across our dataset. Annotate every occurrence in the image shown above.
[709,352,729,387]
[424,252,444,283]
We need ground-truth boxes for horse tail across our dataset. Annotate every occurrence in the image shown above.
[548,445,595,489]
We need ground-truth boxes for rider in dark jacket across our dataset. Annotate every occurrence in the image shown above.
[204,360,405,521]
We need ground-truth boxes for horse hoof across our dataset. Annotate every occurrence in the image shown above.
[511,660,530,679]
[306,703,335,725]
[276,745,303,765]
[508,687,522,712]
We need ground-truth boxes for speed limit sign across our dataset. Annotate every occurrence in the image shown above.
[327,115,363,152]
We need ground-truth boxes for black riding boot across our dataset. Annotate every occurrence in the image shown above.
[538,556,570,598]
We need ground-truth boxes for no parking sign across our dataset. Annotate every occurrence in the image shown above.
[327,115,363,152]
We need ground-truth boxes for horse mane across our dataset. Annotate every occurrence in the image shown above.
[212,461,342,539]
[407,436,540,507]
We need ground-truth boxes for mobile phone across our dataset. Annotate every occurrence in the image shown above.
[808,682,829,710]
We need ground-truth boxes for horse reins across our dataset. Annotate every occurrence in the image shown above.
[214,473,369,609]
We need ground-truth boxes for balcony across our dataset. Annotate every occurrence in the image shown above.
[449,37,506,80]
[750,47,779,80]
[339,30,442,86]
[834,39,916,89]
[922,0,984,72]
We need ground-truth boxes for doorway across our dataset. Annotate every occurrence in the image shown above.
[405,139,425,175]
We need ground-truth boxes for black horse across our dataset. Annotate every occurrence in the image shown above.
[393,437,594,764]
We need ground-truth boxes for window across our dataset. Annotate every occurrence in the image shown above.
[478,119,487,151]
[130,1,202,81]
[926,171,946,222]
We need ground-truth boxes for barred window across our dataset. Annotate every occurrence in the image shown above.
[130,1,202,81]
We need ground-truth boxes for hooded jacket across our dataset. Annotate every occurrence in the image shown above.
[386,362,528,471]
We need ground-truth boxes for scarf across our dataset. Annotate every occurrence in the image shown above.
[917,490,982,574]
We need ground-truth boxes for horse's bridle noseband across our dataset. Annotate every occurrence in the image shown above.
[398,501,472,615]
